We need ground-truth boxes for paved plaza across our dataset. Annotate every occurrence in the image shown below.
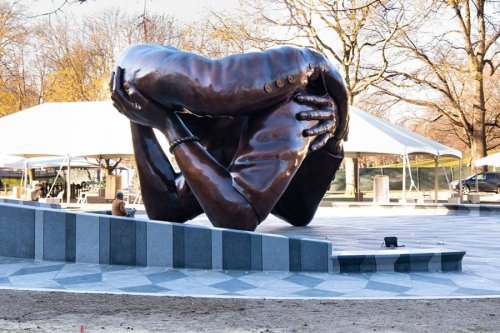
[0,205,499,299]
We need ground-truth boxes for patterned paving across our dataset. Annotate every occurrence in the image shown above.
[1,206,500,299]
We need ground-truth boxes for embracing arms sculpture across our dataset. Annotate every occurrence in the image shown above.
[111,44,349,231]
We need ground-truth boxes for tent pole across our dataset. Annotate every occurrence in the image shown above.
[355,153,361,201]
[98,155,102,185]
[22,157,27,189]
[475,165,478,193]
[66,156,71,207]
[47,158,66,197]
[434,156,439,203]
[402,153,406,202]
[459,158,463,203]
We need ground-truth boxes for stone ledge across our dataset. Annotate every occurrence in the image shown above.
[0,201,468,274]
[0,202,332,273]
[324,201,500,216]
[0,197,61,209]
[331,248,465,273]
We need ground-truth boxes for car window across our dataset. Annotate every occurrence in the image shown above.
[477,174,486,180]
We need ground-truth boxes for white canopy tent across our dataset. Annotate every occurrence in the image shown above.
[475,152,500,169]
[0,154,100,194]
[0,101,174,205]
[343,107,463,202]
[0,101,137,204]
[0,101,134,158]
[344,107,462,158]
[2,102,461,158]
[0,154,98,169]
[0,153,25,169]
[0,102,463,203]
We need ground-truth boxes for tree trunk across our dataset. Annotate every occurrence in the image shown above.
[96,162,101,183]
[104,158,121,176]
[344,157,355,196]
[28,169,35,184]
[471,74,487,172]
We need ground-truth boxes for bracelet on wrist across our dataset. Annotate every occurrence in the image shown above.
[169,136,200,153]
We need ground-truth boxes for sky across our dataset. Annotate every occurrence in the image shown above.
[24,0,242,23]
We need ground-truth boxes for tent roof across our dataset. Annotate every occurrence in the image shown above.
[475,152,500,167]
[0,153,25,169]
[0,154,99,169]
[0,101,462,160]
[0,101,134,158]
[344,107,462,158]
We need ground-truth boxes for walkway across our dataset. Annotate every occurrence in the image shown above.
[1,206,500,299]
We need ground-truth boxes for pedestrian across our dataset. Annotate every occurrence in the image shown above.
[111,191,127,216]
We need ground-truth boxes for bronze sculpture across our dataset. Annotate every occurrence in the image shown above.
[111,45,348,231]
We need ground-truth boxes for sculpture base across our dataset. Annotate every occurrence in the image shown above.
[331,248,465,273]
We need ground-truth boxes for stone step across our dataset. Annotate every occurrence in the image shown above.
[331,248,465,273]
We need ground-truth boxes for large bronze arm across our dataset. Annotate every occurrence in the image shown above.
[129,122,203,222]
[116,44,328,117]
[111,45,349,230]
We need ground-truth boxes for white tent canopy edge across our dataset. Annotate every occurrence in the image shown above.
[0,101,136,205]
[343,107,463,202]
[475,152,500,169]
[1,102,463,203]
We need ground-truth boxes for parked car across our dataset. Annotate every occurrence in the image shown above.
[451,172,500,194]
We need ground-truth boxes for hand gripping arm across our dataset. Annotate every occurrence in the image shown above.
[112,70,259,230]
[272,61,349,226]
[111,70,203,222]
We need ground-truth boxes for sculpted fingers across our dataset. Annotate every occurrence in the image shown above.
[302,119,335,137]
[296,109,335,121]
[298,95,337,152]
[110,70,127,115]
[123,84,146,112]
[111,67,143,123]
[309,133,330,152]
[320,64,349,141]
[294,94,332,108]
[111,67,128,105]
[112,66,123,95]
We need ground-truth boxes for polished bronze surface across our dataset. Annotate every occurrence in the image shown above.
[111,45,348,231]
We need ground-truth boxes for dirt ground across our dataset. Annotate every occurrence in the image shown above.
[0,290,499,332]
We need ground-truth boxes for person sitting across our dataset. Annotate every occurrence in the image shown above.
[111,191,128,216]
[30,185,43,202]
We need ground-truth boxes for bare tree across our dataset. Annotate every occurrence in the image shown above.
[246,0,404,105]
[31,5,189,103]
[33,16,107,102]
[379,0,499,166]
[194,8,284,58]
[26,0,87,18]
[0,1,39,116]
[244,0,405,194]
[123,12,184,47]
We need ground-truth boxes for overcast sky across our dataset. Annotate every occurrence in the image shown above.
[26,0,241,22]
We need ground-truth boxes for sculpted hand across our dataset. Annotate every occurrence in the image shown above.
[110,66,174,129]
[318,63,349,143]
[294,94,337,152]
